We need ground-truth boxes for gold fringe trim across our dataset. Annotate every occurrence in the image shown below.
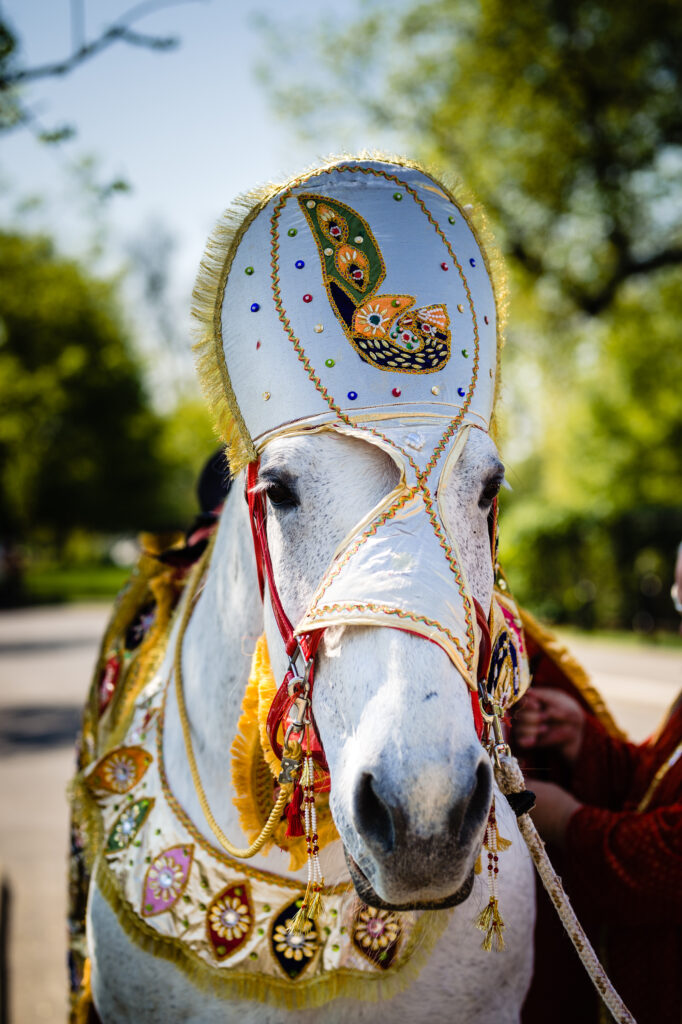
[191,152,508,471]
[230,634,340,870]
[518,606,626,739]
[93,849,450,1010]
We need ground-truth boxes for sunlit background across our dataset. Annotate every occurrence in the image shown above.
[1,0,681,631]
[0,4,681,1020]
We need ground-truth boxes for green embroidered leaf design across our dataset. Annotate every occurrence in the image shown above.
[106,797,154,852]
[298,194,385,310]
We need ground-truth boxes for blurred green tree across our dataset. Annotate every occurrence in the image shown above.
[0,231,172,544]
[262,0,682,629]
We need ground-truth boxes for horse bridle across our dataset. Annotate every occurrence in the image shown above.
[245,459,501,782]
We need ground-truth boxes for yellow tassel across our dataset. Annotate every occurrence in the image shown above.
[475,897,506,953]
[288,903,312,935]
[307,887,324,922]
[497,833,513,851]
[474,853,482,874]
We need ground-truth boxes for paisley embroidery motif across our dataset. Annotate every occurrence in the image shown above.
[86,746,152,794]
[270,898,319,979]
[352,904,402,969]
[299,192,451,375]
[141,844,194,916]
[106,797,154,852]
[207,882,253,960]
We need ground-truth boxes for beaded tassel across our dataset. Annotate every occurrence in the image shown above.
[288,752,325,934]
[475,798,507,952]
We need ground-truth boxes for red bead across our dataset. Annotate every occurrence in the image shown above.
[392,387,401,397]
[441,262,449,270]
[303,293,313,303]
[484,315,489,325]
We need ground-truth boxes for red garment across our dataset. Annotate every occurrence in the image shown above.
[521,653,682,1024]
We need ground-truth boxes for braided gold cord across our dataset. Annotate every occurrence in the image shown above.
[495,755,636,1024]
[173,546,293,858]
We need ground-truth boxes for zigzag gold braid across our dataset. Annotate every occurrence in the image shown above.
[173,548,293,858]
[494,755,635,1024]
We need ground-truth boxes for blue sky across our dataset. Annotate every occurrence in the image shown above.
[1,0,400,372]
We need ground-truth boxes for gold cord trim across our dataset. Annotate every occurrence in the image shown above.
[173,541,293,858]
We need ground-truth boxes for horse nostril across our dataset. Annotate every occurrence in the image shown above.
[451,759,492,845]
[353,772,396,854]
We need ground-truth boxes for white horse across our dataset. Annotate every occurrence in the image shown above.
[86,427,535,1023]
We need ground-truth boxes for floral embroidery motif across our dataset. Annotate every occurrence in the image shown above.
[106,797,154,852]
[352,905,402,969]
[298,191,451,375]
[207,883,253,960]
[87,746,152,794]
[270,898,319,978]
[141,845,194,917]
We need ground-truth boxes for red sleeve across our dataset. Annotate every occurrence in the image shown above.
[568,714,641,808]
[564,802,682,925]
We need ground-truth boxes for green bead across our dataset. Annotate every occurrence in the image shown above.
[448,215,456,224]
[461,348,469,357]
[325,358,335,367]
[245,266,254,275]
[250,952,258,960]
[332,944,340,952]
[263,904,271,912]
[393,192,403,201]
[288,228,297,237]
[258,927,265,936]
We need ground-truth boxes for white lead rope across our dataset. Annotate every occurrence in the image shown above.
[494,754,637,1024]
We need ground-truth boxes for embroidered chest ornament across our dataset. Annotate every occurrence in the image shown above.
[190,158,530,946]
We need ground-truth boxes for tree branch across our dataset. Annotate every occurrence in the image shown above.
[0,0,205,89]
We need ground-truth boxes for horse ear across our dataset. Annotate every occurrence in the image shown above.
[298,194,386,319]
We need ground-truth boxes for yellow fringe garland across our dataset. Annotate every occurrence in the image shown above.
[475,897,506,953]
[230,633,339,871]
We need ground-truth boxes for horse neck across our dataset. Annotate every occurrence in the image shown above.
[162,478,265,849]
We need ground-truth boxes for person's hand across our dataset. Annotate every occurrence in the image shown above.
[513,687,586,763]
[528,779,582,848]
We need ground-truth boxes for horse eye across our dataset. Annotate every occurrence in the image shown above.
[479,475,503,508]
[264,479,299,510]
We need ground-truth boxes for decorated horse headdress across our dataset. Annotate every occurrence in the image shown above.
[194,156,522,684]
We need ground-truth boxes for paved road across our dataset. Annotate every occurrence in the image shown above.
[0,605,679,1023]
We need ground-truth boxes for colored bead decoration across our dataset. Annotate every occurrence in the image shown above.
[250,303,260,312]
[306,200,316,209]
[441,262,449,271]
[262,392,271,401]
[461,348,469,357]
[448,215,456,224]
[391,298,401,307]
[324,247,333,256]
[457,304,464,313]
[288,228,297,237]
[484,315,489,325]
[303,294,313,303]
[431,385,440,396]
[354,235,364,244]
[245,266,254,276]
[295,260,305,269]
[347,391,358,400]
[256,340,261,349]
[325,358,335,367]
[393,192,403,201]
[314,324,324,333]
[469,258,476,267]
[457,387,466,397]
[392,387,401,397]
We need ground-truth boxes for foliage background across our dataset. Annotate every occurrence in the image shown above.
[260,0,682,633]
[1,0,680,632]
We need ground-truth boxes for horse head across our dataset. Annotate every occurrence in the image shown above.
[193,157,523,914]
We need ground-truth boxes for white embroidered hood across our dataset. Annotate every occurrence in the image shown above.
[193,157,508,687]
